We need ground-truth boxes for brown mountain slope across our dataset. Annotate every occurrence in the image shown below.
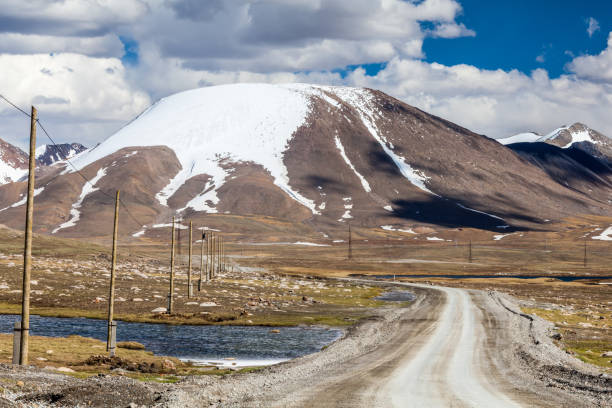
[0,84,609,238]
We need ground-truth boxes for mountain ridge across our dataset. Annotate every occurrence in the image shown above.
[0,83,609,238]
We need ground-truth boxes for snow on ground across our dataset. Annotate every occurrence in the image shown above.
[68,83,318,214]
[132,229,146,237]
[152,223,189,230]
[561,129,599,148]
[338,197,353,221]
[334,134,371,193]
[330,87,435,195]
[63,84,446,213]
[0,187,44,212]
[34,144,47,158]
[292,242,331,247]
[381,225,416,234]
[0,159,27,185]
[456,203,505,222]
[383,205,393,212]
[592,226,612,241]
[497,125,600,149]
[52,167,107,233]
[426,237,444,241]
[496,133,541,145]
[493,234,512,241]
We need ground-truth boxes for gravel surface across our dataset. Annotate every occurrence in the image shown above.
[0,281,609,407]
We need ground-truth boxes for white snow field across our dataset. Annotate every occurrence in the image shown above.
[69,83,437,214]
[592,226,612,241]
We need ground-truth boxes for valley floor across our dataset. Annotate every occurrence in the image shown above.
[1,282,609,407]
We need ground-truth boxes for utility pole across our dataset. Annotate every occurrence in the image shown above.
[107,190,120,356]
[468,240,473,263]
[348,224,353,259]
[206,232,211,282]
[168,217,175,314]
[19,106,37,365]
[217,235,221,276]
[188,221,193,298]
[199,231,205,291]
[210,233,215,280]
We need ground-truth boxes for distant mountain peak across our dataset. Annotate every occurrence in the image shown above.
[36,142,88,166]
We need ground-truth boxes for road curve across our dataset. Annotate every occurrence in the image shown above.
[160,282,604,407]
[382,284,520,407]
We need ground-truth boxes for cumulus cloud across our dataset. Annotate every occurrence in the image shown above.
[567,32,612,84]
[1,0,612,149]
[346,57,612,138]
[0,53,150,147]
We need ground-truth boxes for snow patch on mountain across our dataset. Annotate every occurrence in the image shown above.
[457,203,505,222]
[0,187,44,212]
[69,83,318,214]
[334,134,371,193]
[592,226,612,241]
[0,160,27,184]
[496,133,541,145]
[381,225,415,234]
[329,87,435,195]
[52,167,107,233]
[498,125,601,149]
[561,129,599,148]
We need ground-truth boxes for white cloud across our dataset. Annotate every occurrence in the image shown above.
[0,33,124,57]
[567,32,612,84]
[587,17,600,38]
[1,0,612,151]
[345,57,612,138]
[429,23,475,39]
[0,53,150,146]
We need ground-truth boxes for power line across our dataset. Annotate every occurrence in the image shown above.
[0,94,148,228]
[0,94,31,118]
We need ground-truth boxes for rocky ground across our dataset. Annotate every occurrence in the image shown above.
[0,283,609,407]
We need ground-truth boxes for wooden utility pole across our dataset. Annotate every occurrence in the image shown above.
[206,232,211,282]
[199,231,205,291]
[210,234,215,280]
[168,217,175,314]
[348,224,353,260]
[188,221,193,298]
[107,190,120,356]
[19,106,37,365]
[468,240,473,263]
[217,235,221,276]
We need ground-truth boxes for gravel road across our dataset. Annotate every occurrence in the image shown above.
[160,281,610,407]
[2,281,610,407]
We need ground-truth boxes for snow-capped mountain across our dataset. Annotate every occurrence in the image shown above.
[36,143,87,166]
[0,84,610,237]
[0,137,28,185]
[498,123,612,204]
[498,123,611,157]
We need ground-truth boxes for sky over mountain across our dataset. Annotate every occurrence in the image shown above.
[0,0,611,149]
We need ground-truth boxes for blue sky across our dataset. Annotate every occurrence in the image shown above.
[423,0,611,78]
